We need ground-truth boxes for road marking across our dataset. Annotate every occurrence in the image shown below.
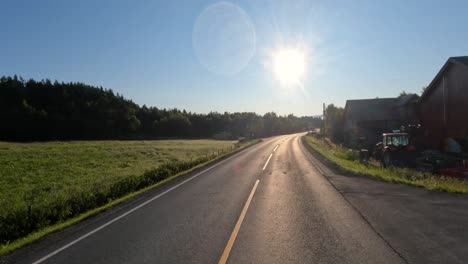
[218,180,260,264]
[273,144,279,152]
[31,145,258,264]
[262,153,273,170]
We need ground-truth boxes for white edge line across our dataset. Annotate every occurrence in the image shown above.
[298,136,326,176]
[262,153,273,171]
[273,144,279,152]
[31,145,256,264]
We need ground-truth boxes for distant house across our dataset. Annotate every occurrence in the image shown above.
[419,56,468,150]
[343,94,419,149]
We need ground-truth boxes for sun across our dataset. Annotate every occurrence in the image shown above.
[272,47,306,86]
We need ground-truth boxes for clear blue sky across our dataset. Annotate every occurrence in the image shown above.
[1,0,467,116]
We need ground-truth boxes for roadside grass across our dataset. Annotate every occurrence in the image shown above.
[0,139,260,256]
[303,136,468,194]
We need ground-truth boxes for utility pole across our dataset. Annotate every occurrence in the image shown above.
[322,103,326,135]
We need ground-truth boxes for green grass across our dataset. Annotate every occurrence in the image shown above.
[0,139,261,256]
[0,139,249,252]
[0,140,236,193]
[0,140,236,209]
[303,135,468,194]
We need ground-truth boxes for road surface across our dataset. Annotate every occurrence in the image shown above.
[3,133,468,264]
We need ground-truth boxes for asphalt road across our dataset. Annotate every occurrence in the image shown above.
[3,133,468,264]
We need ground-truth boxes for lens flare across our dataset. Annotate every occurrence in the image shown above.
[192,2,256,75]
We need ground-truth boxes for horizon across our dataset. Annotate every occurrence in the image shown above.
[1,0,467,116]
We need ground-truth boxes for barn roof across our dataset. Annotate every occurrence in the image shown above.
[344,95,418,123]
[451,56,468,67]
[421,56,468,102]
[344,98,399,122]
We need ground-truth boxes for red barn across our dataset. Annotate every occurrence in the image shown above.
[420,56,468,150]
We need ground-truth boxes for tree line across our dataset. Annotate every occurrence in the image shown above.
[323,104,345,143]
[0,75,322,141]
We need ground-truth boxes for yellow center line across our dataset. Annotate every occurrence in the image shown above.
[218,179,260,264]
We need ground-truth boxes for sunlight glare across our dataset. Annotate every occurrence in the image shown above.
[272,48,306,86]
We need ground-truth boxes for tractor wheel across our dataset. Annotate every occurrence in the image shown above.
[382,152,391,168]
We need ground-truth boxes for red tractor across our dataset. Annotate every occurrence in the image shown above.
[373,133,417,167]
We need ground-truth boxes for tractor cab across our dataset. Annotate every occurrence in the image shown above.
[374,132,416,167]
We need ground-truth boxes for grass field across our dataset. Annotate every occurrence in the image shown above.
[303,135,468,194]
[0,139,238,245]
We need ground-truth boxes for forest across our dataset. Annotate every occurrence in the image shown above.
[0,75,322,141]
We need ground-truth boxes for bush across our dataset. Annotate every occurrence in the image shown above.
[334,149,357,161]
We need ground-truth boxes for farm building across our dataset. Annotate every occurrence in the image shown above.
[343,94,419,149]
[419,56,468,151]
